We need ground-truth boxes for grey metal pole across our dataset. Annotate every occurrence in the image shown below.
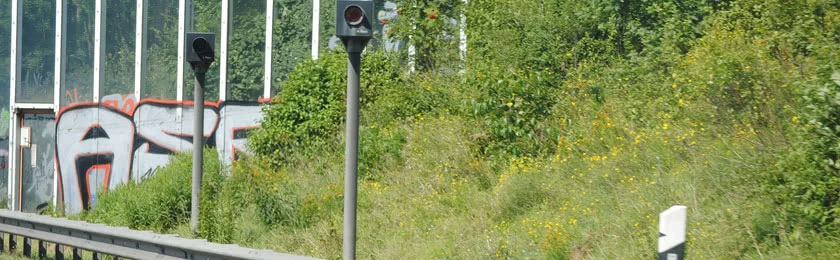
[343,51,361,260]
[190,68,206,235]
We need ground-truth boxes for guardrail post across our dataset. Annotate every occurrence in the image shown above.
[9,235,16,252]
[73,247,82,260]
[23,237,31,257]
[0,232,4,252]
[38,240,46,259]
[55,244,64,260]
[93,252,101,260]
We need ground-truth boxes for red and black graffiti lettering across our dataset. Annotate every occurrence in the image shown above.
[56,97,264,214]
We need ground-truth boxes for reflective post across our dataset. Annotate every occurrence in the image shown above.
[658,205,687,260]
[311,0,320,60]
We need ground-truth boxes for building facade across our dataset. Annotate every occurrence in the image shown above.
[2,0,399,214]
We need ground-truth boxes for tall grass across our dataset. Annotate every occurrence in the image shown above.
[77,104,840,259]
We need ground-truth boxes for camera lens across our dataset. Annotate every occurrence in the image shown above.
[192,37,214,62]
[344,5,364,25]
[193,38,211,54]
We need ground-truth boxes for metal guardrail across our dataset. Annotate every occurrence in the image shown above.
[0,209,320,260]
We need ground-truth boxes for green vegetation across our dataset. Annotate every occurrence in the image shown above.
[72,0,840,259]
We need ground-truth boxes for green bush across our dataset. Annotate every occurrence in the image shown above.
[78,149,263,243]
[745,0,840,234]
[80,150,321,242]
[364,72,452,126]
[249,51,346,169]
[466,65,559,157]
[82,149,222,233]
[679,20,792,125]
[772,70,840,233]
[250,51,403,169]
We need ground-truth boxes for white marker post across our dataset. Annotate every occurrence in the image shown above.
[311,0,320,60]
[458,0,467,73]
[658,205,687,260]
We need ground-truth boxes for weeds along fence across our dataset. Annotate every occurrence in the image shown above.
[0,209,319,260]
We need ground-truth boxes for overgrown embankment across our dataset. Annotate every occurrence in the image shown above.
[76,1,839,259]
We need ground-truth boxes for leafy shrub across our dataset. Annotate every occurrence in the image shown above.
[249,51,346,169]
[250,51,403,169]
[751,0,840,234]
[680,20,791,124]
[80,150,321,241]
[467,65,559,157]
[359,51,405,108]
[772,71,840,233]
[364,72,452,126]
[83,149,223,233]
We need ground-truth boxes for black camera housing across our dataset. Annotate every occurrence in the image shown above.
[186,32,215,66]
[335,0,374,40]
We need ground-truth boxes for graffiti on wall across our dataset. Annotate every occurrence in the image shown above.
[56,95,264,214]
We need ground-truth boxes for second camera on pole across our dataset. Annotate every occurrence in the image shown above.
[186,33,215,68]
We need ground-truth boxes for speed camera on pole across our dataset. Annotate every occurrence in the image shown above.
[186,33,215,70]
[185,32,215,236]
[335,1,372,260]
[336,0,374,52]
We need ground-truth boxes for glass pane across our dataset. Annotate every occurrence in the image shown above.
[320,0,339,52]
[18,1,56,103]
[272,0,312,96]
[142,0,179,100]
[228,0,265,101]
[184,0,222,103]
[102,0,135,99]
[63,0,95,106]
[20,113,56,213]
[377,1,401,52]
[0,0,9,201]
